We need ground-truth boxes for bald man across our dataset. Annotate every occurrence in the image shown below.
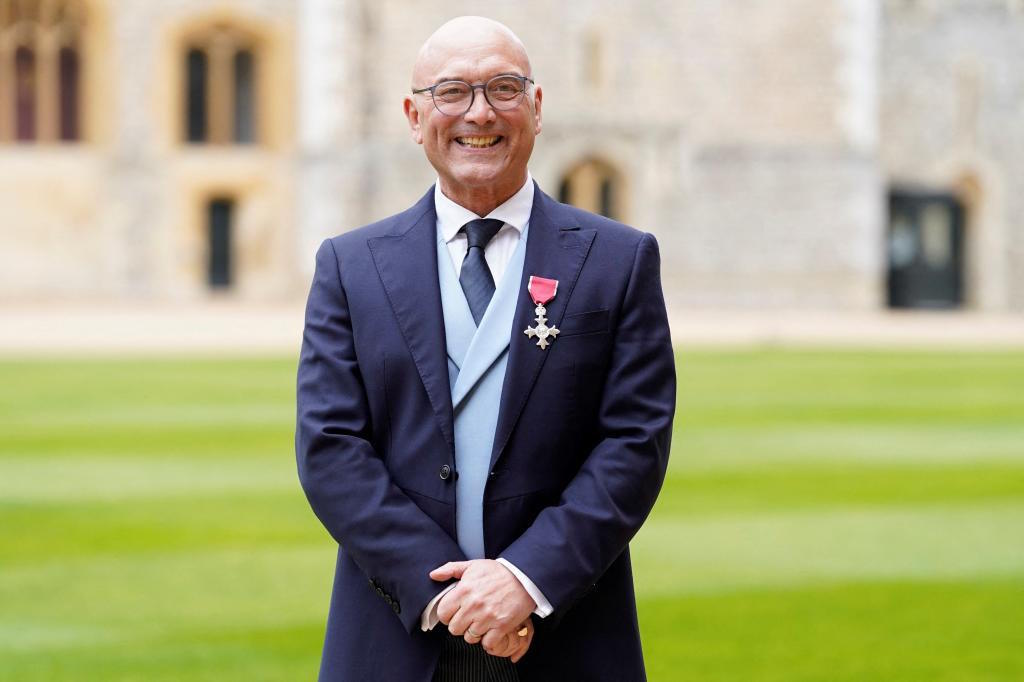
[296,16,675,681]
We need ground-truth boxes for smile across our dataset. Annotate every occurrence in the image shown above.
[455,136,503,148]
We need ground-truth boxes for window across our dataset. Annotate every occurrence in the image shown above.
[184,26,258,144]
[558,159,624,220]
[0,0,84,143]
[207,198,234,289]
[14,46,36,140]
[185,48,207,142]
[887,190,965,309]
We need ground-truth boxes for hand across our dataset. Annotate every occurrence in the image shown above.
[430,559,536,645]
[482,617,534,662]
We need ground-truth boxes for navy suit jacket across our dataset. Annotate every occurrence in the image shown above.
[296,184,676,681]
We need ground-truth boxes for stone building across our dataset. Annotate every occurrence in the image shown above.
[0,0,1021,311]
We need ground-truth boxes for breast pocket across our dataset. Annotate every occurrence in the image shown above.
[557,309,609,337]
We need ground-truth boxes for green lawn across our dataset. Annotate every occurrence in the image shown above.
[1,350,1022,681]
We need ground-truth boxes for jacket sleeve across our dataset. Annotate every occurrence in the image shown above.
[295,238,466,633]
[498,232,676,614]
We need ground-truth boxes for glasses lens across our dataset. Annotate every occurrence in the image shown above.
[486,76,525,109]
[433,81,471,114]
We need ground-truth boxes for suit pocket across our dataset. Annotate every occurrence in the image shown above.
[558,309,609,337]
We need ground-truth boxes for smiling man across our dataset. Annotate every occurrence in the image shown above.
[296,16,676,682]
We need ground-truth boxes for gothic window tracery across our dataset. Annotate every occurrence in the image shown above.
[0,0,84,143]
[183,24,258,145]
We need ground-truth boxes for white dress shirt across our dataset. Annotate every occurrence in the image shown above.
[420,173,554,631]
[435,174,532,286]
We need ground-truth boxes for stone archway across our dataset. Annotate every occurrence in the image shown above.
[557,158,626,221]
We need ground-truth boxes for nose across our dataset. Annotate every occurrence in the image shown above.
[463,86,496,125]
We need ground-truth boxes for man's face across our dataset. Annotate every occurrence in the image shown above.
[404,31,543,208]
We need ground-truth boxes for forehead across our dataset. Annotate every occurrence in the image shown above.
[417,35,529,84]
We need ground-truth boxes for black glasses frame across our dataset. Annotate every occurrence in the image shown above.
[412,74,535,116]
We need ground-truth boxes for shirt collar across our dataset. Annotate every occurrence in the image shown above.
[435,172,534,243]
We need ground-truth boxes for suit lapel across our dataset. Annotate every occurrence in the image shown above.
[436,230,477,373]
[489,186,596,470]
[451,223,529,410]
[367,188,455,450]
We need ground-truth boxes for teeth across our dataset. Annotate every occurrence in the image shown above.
[457,136,500,148]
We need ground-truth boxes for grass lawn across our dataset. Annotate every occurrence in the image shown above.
[1,349,1022,680]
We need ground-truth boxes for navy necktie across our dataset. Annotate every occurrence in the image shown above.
[459,218,504,325]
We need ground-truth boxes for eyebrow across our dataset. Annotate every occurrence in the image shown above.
[430,72,527,86]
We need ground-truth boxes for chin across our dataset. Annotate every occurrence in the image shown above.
[449,164,512,189]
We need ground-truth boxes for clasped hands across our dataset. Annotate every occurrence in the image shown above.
[430,559,536,662]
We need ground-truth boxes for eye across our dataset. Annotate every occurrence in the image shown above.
[435,82,470,101]
[488,78,521,100]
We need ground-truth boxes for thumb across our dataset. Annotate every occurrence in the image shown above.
[430,560,472,581]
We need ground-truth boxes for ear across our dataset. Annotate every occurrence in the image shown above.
[532,85,543,136]
[404,96,424,144]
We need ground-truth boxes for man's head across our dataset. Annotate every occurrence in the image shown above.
[404,17,542,215]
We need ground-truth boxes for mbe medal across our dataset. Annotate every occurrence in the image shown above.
[524,275,560,350]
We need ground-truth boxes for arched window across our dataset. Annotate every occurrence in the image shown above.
[0,0,84,143]
[558,158,625,220]
[183,25,259,144]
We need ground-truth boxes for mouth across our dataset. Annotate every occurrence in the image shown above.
[454,135,503,149]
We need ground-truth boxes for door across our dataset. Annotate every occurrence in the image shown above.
[887,191,964,309]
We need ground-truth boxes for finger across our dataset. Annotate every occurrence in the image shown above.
[481,629,509,656]
[510,638,530,662]
[500,633,522,658]
[430,561,471,581]
[447,604,472,636]
[510,624,534,663]
[508,640,526,662]
[463,624,485,645]
[435,587,463,625]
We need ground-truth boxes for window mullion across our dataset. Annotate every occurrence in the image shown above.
[208,35,233,145]
[575,162,601,216]
[35,27,57,142]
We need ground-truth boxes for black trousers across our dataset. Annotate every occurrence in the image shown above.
[432,634,520,682]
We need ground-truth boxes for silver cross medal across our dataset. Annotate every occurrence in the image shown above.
[524,304,559,350]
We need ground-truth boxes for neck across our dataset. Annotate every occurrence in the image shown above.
[438,174,527,217]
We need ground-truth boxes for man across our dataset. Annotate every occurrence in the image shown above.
[296,16,675,682]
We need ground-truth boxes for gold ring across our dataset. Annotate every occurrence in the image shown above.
[517,625,528,637]
[467,628,483,639]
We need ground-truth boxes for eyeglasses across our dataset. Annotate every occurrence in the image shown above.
[412,74,535,116]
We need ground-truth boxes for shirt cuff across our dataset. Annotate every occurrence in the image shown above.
[497,557,553,618]
[420,584,457,631]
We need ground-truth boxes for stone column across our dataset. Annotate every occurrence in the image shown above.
[208,34,233,144]
[36,30,58,142]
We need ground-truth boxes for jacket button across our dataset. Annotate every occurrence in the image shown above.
[439,464,451,480]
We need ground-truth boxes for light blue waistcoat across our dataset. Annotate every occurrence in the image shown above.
[436,225,529,559]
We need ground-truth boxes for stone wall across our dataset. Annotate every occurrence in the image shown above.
[881,0,1024,310]
[2,0,1021,311]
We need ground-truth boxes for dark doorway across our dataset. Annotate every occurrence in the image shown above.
[207,199,234,289]
[887,191,964,309]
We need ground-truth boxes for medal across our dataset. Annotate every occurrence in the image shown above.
[524,276,559,350]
